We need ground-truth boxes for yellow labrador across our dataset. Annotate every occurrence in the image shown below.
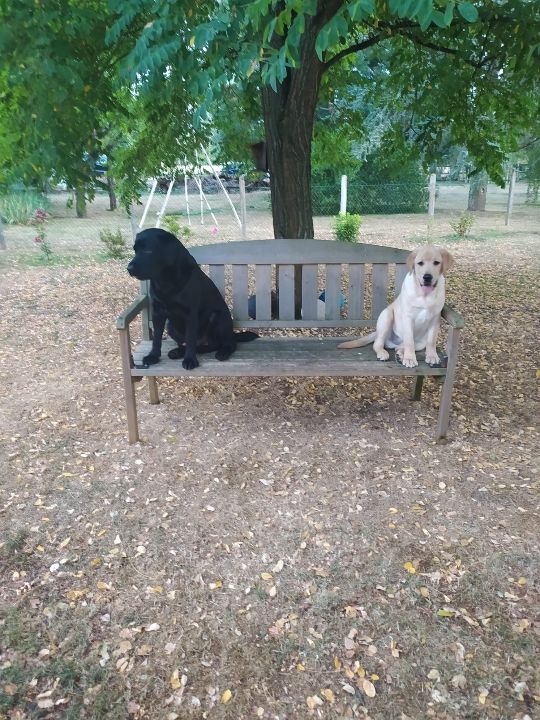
[338,246,454,367]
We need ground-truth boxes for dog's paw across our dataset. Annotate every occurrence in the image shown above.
[142,352,160,366]
[401,355,418,368]
[425,351,440,366]
[168,346,185,360]
[215,349,232,362]
[376,349,390,361]
[182,356,199,371]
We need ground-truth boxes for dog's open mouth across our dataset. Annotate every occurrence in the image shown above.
[421,281,437,296]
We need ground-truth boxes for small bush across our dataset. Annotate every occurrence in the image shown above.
[450,211,475,238]
[334,212,362,243]
[99,228,128,259]
[0,191,50,224]
[162,215,194,245]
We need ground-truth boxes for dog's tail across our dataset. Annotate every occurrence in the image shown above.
[235,331,259,342]
[337,331,377,349]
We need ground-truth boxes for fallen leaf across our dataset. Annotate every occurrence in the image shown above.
[362,679,376,697]
[221,689,232,704]
[260,572,273,580]
[403,561,416,574]
[321,688,335,703]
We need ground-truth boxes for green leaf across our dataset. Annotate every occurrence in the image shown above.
[443,1,455,25]
[458,2,479,22]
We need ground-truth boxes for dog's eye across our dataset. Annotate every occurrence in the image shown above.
[417,261,424,266]
[433,260,441,266]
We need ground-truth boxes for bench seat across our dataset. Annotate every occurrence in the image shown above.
[131,338,448,378]
[117,239,463,444]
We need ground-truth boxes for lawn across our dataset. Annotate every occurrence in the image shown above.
[0,196,538,719]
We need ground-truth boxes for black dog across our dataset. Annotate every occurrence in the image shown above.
[127,228,258,370]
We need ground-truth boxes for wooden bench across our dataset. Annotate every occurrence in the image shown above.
[117,239,464,444]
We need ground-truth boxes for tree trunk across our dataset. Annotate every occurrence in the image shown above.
[75,186,87,218]
[107,174,118,211]
[468,170,488,211]
[262,4,339,313]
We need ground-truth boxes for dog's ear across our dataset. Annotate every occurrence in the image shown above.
[440,249,455,274]
[407,249,417,271]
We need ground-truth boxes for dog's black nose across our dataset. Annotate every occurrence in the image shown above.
[423,273,433,284]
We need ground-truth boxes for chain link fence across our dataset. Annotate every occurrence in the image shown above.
[1,176,538,268]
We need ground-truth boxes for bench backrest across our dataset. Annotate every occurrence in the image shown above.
[160,239,410,329]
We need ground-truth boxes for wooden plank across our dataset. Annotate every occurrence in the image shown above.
[437,327,460,440]
[232,265,249,320]
[347,264,365,321]
[371,264,389,322]
[395,264,408,296]
[441,303,465,329]
[131,337,447,378]
[301,264,319,320]
[192,239,409,265]
[118,328,140,443]
[209,264,225,297]
[233,319,371,329]
[278,265,295,320]
[116,295,148,330]
[324,264,342,320]
[255,265,272,320]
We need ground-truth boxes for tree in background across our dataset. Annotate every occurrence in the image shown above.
[111,0,540,239]
[0,0,141,217]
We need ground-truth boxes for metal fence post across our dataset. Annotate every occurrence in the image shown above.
[239,175,247,239]
[340,175,347,214]
[428,173,436,216]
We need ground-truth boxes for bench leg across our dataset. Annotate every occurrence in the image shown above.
[411,375,424,401]
[148,377,160,405]
[436,327,460,442]
[119,328,140,444]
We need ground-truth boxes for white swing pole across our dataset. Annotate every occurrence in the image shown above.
[139,178,158,228]
[200,145,242,228]
[184,174,191,226]
[193,175,219,227]
[155,173,176,228]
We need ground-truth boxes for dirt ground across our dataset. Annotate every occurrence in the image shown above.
[0,201,539,720]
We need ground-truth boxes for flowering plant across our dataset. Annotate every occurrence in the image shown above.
[33,208,52,261]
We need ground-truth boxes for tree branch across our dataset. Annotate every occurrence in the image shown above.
[324,33,385,69]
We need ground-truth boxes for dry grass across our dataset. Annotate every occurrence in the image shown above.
[0,198,539,719]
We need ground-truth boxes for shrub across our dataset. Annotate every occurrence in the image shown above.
[0,191,50,224]
[33,208,53,262]
[334,212,362,243]
[99,228,128,259]
[450,211,475,238]
[162,215,194,245]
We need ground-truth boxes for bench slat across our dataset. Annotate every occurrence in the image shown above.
[131,338,447,378]
[278,265,295,320]
[192,239,409,265]
[395,264,408,296]
[325,264,342,320]
[371,263,389,322]
[209,265,225,297]
[232,265,249,320]
[301,264,319,320]
[348,264,365,321]
[255,264,272,320]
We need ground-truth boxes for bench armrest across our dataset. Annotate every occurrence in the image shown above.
[441,303,464,329]
[116,295,149,330]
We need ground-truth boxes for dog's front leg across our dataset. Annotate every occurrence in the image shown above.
[182,311,199,370]
[142,312,166,366]
[397,319,417,368]
[425,318,441,365]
